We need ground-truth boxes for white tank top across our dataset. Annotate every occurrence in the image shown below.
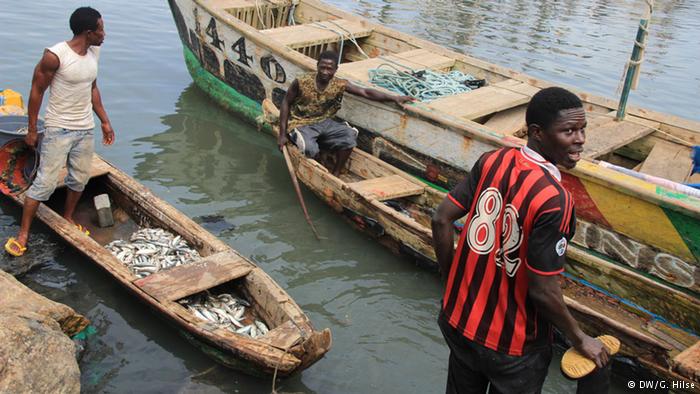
[44,41,100,130]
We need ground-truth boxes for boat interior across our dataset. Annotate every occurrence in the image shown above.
[44,158,281,335]
[216,0,699,187]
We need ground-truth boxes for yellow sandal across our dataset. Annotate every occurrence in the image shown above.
[561,335,620,379]
[75,224,90,236]
[4,237,27,257]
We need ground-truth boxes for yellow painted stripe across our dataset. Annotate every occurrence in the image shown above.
[582,179,694,260]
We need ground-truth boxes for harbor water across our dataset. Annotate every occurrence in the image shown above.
[1,0,698,392]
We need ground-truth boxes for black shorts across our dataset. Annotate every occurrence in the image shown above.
[439,316,552,394]
[289,118,358,158]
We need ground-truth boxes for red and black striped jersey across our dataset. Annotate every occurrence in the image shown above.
[441,147,576,356]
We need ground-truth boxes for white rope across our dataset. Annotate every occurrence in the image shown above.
[287,0,298,26]
[309,22,344,64]
[309,21,371,64]
[255,0,267,29]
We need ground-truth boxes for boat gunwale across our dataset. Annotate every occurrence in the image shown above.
[192,0,700,218]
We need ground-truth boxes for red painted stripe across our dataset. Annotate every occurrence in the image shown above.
[560,173,612,228]
[485,267,510,346]
[464,254,498,336]
[526,263,565,276]
[448,194,466,211]
[508,274,529,355]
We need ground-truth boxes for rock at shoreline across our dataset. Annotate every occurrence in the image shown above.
[0,270,89,393]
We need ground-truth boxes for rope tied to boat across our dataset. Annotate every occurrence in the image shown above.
[308,21,370,64]
[368,64,484,101]
[616,0,654,94]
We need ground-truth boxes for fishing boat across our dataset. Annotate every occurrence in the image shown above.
[166,0,700,338]
[260,99,699,387]
[0,104,331,376]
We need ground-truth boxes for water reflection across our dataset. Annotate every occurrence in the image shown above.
[326,0,700,120]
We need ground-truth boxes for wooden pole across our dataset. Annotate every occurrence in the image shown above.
[282,145,322,241]
[616,0,654,121]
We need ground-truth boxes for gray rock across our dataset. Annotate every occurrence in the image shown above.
[0,270,89,393]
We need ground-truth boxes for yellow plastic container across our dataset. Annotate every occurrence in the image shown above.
[0,89,24,109]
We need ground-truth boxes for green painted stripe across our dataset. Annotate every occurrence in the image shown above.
[183,46,263,124]
[664,207,700,262]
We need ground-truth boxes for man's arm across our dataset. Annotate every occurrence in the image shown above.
[278,79,299,150]
[26,50,59,147]
[345,82,414,105]
[91,80,114,145]
[432,199,467,281]
[527,272,609,368]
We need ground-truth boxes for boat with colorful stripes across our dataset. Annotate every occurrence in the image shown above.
[165,0,699,383]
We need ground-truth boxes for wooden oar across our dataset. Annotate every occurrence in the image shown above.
[282,145,321,241]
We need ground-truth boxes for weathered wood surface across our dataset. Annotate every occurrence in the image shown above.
[261,18,372,48]
[347,174,424,200]
[582,116,660,159]
[483,106,526,136]
[133,250,253,302]
[426,84,530,121]
[56,155,112,188]
[639,140,693,183]
[565,245,700,333]
[673,340,700,382]
[338,49,455,82]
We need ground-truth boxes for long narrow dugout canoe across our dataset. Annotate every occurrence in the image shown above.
[259,99,700,388]
[1,141,330,375]
[165,0,700,338]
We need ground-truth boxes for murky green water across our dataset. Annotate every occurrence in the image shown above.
[1,0,697,392]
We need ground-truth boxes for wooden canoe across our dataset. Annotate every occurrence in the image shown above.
[0,121,330,375]
[166,0,700,306]
[260,99,700,388]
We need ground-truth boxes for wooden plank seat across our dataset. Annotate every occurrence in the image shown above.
[347,174,424,201]
[583,116,659,159]
[639,140,693,183]
[260,19,373,49]
[671,339,700,381]
[483,106,526,136]
[55,154,112,188]
[133,250,253,302]
[426,79,533,120]
[338,49,456,83]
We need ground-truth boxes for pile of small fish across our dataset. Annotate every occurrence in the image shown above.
[106,228,201,278]
[179,292,269,338]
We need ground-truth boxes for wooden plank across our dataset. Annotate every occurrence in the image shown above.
[339,49,455,83]
[260,19,372,49]
[483,106,526,136]
[133,250,253,302]
[583,117,660,159]
[639,140,693,183]
[672,340,700,381]
[55,154,111,188]
[426,84,530,120]
[347,174,423,200]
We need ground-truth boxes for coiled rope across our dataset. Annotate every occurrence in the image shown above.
[368,63,483,101]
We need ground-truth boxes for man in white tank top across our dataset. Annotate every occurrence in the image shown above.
[5,7,115,256]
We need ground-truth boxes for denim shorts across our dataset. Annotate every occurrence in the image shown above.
[26,127,94,201]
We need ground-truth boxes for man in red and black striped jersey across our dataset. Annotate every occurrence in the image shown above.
[432,87,609,393]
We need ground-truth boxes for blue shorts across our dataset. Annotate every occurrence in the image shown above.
[26,127,94,201]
